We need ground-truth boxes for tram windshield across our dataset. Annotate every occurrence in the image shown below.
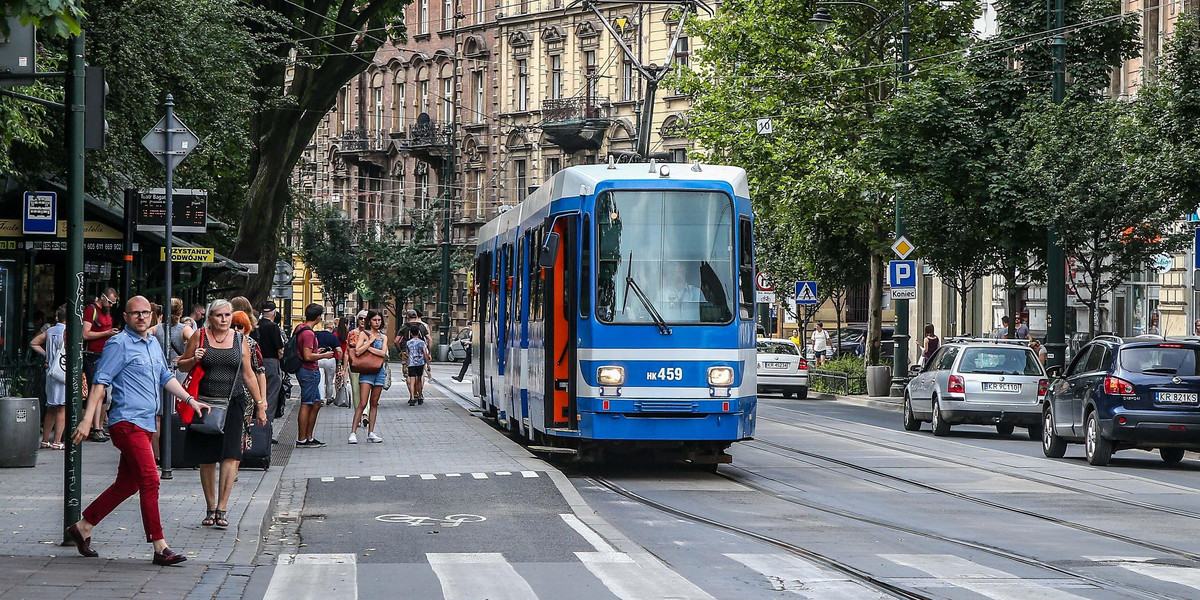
[596,190,735,325]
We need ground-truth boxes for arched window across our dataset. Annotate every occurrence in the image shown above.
[370,72,384,135]
[392,72,406,132]
[440,62,454,122]
[416,66,431,116]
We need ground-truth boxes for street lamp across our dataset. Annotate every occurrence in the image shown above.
[810,0,911,396]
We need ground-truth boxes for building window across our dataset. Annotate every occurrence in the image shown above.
[550,54,563,100]
[622,59,634,101]
[585,50,598,106]
[520,0,529,13]
[420,0,429,34]
[515,159,527,201]
[474,171,484,217]
[392,79,405,131]
[442,77,453,122]
[516,60,528,111]
[337,89,348,135]
[547,157,561,177]
[670,148,687,163]
[473,71,485,123]
[373,87,383,134]
[419,79,430,115]
[473,0,483,23]
[417,172,430,212]
[674,35,689,67]
[443,0,454,30]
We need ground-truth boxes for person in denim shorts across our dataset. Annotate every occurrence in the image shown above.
[295,304,335,448]
[405,324,432,405]
[348,310,388,443]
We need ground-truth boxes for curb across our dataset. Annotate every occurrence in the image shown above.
[228,394,301,565]
[814,391,903,412]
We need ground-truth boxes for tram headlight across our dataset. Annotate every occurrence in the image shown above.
[707,366,735,387]
[597,366,625,386]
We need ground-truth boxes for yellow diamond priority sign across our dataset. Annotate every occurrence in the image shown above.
[891,236,915,260]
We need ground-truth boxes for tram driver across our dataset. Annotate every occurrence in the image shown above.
[661,261,706,322]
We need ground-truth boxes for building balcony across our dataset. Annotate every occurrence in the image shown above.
[541,96,611,154]
[335,127,391,167]
[400,121,453,165]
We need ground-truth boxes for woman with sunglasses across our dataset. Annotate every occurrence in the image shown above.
[177,299,266,529]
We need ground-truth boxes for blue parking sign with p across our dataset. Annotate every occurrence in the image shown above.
[888,260,917,288]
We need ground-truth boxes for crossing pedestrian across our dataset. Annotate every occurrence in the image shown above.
[293,303,335,448]
[810,322,831,367]
[452,331,472,382]
[177,299,267,529]
[66,295,208,565]
[30,305,67,450]
[349,310,388,443]
[83,288,121,442]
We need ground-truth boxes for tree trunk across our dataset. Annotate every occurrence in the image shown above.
[1006,277,1019,339]
[959,278,971,339]
[867,251,883,365]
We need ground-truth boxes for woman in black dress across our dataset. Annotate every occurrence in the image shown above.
[177,299,266,529]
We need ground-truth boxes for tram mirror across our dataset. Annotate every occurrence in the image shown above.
[538,232,561,268]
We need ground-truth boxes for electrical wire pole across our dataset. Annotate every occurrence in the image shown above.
[439,3,463,349]
[1045,0,1067,369]
[62,31,86,545]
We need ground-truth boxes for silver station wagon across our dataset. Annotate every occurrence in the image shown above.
[903,339,1048,438]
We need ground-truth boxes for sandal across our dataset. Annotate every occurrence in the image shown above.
[214,510,229,529]
[40,441,51,449]
[201,509,216,527]
[51,443,65,450]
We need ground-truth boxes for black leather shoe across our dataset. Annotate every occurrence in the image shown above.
[153,547,188,566]
[66,524,98,557]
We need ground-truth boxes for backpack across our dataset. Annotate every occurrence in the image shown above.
[281,324,311,374]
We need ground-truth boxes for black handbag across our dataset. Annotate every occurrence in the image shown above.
[189,332,243,436]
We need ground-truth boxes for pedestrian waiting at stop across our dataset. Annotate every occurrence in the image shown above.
[29,304,68,449]
[918,324,940,368]
[349,310,388,444]
[177,299,267,529]
[66,295,210,565]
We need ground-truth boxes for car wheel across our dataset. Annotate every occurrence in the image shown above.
[1042,407,1066,458]
[1085,412,1113,466]
[1026,423,1043,441]
[1160,448,1185,464]
[782,390,794,399]
[798,386,808,400]
[902,394,921,431]
[931,396,950,437]
[996,423,1015,437]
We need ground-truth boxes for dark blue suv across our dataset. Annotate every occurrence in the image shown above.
[1043,336,1200,466]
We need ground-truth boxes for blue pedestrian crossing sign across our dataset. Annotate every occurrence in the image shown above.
[795,281,819,305]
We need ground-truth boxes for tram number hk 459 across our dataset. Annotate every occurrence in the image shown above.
[647,367,684,382]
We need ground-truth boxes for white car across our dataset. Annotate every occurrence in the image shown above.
[757,338,808,399]
[448,327,472,361]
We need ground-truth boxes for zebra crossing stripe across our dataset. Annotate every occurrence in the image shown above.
[369,475,385,481]
[496,471,512,476]
[1086,556,1200,590]
[421,474,437,480]
[881,554,1091,600]
[726,554,890,600]
[264,553,356,600]
[521,471,538,478]
[427,553,539,600]
[471,472,487,479]
[576,551,717,600]
[320,477,334,482]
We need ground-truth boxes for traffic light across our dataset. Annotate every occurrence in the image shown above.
[84,66,107,149]
[0,17,36,88]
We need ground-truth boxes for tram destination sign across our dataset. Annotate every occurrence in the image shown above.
[135,188,208,234]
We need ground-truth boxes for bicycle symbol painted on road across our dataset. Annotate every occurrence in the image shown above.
[374,513,486,527]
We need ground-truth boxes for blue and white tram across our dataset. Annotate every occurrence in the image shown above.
[469,162,756,466]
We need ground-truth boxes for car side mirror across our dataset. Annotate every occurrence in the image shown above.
[907,364,922,377]
[538,232,560,268]
[1046,365,1062,378]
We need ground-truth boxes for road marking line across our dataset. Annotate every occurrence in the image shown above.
[398,474,411,478]
[727,553,889,599]
[576,551,717,600]
[560,514,615,553]
[345,476,360,479]
[521,471,539,478]
[447,473,462,477]
[428,553,539,600]
[1085,556,1200,590]
[496,471,512,475]
[264,553,356,600]
[882,554,1091,600]
[421,474,437,480]
[320,477,334,482]
[471,472,488,479]
[369,475,385,481]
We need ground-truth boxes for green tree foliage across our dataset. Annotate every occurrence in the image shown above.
[356,205,463,324]
[676,0,978,362]
[1,0,85,37]
[295,202,358,306]
[231,0,410,303]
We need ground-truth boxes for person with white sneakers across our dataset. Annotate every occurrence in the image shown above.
[349,310,388,444]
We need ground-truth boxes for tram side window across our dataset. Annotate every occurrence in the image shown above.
[516,240,525,322]
[738,218,754,320]
[580,215,591,319]
[530,227,544,321]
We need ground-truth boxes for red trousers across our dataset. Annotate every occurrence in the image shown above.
[82,421,163,542]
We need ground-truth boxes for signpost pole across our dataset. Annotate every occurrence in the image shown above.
[62,31,85,546]
[161,94,175,480]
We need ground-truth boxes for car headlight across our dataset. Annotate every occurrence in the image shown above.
[597,366,625,386]
[708,366,735,387]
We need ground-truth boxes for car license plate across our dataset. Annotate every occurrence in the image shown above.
[1156,392,1198,404]
[766,362,789,369]
[982,382,1020,393]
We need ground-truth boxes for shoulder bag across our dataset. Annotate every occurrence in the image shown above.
[350,333,385,375]
[190,331,244,436]
[47,330,67,384]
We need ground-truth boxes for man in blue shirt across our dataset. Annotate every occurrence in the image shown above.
[66,296,210,566]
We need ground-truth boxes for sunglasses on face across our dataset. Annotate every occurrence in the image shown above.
[232,324,245,330]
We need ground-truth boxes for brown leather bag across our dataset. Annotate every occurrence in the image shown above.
[349,331,385,375]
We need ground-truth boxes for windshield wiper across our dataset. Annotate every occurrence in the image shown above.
[621,252,671,335]
[1143,367,1178,375]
